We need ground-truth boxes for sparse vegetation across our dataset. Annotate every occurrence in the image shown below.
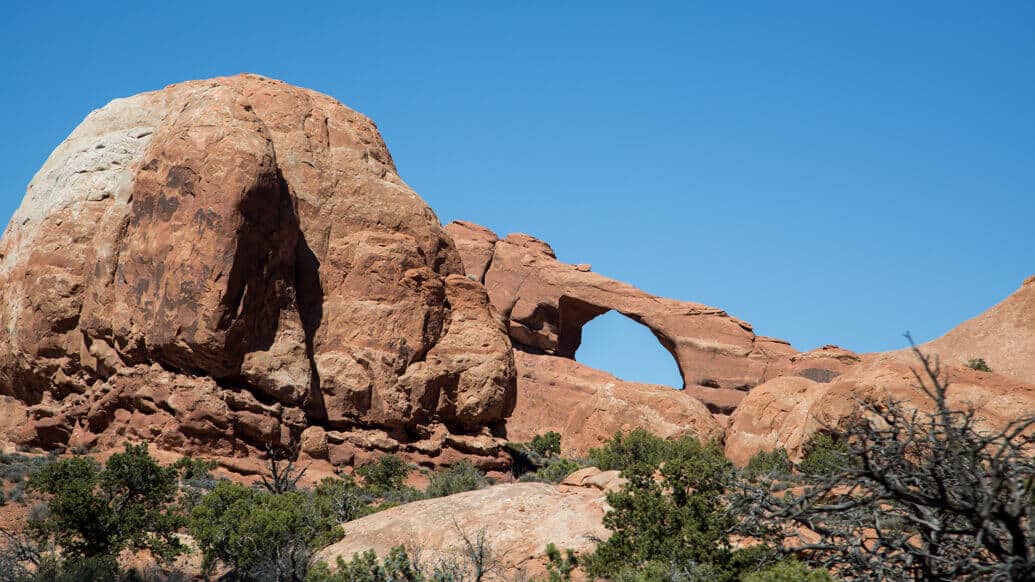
[2,344,1030,581]
[967,357,992,372]
[520,457,583,484]
[544,542,579,582]
[425,460,490,498]
[507,432,585,483]
[309,522,500,581]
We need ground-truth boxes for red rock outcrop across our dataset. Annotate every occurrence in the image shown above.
[724,277,1035,465]
[915,275,1035,384]
[506,350,724,455]
[0,75,515,467]
[724,350,1035,465]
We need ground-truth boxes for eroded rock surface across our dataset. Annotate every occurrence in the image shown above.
[506,350,724,455]
[724,350,1035,465]
[318,477,614,579]
[914,276,1035,384]
[0,75,515,467]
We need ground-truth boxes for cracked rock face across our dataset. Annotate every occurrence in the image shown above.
[0,75,516,464]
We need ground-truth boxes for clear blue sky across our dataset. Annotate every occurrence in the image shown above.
[3,2,1033,386]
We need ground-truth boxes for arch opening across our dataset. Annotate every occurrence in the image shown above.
[573,310,684,388]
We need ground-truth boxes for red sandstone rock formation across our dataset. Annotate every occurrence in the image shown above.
[506,350,724,456]
[2,75,1031,477]
[444,220,798,415]
[724,347,1035,466]
[0,75,515,467]
[916,275,1035,384]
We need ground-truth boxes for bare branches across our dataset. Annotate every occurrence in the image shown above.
[260,440,309,495]
[734,340,1035,581]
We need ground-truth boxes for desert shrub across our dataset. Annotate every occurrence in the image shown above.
[507,431,578,479]
[743,448,792,481]
[740,559,836,582]
[171,455,217,480]
[310,524,499,581]
[171,454,220,512]
[529,431,562,458]
[584,435,776,580]
[797,433,849,476]
[0,453,47,484]
[544,543,578,582]
[189,480,342,581]
[587,429,670,472]
[355,455,410,496]
[25,443,185,563]
[425,461,489,498]
[313,476,375,522]
[967,357,992,372]
[380,485,425,505]
[309,546,424,582]
[519,457,583,484]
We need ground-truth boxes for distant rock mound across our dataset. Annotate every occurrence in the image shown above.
[724,350,1035,465]
[0,75,516,468]
[916,276,1035,384]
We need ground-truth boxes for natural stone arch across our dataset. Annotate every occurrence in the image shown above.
[557,296,686,388]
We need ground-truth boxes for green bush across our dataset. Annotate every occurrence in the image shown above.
[544,543,578,582]
[313,476,375,523]
[587,429,670,472]
[529,431,562,457]
[355,455,410,496]
[425,461,489,498]
[743,448,792,481]
[189,481,342,580]
[25,443,185,563]
[584,435,753,579]
[740,559,836,582]
[519,457,582,484]
[967,357,992,372]
[309,546,424,582]
[798,433,850,476]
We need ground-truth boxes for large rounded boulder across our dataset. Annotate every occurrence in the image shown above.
[0,75,516,465]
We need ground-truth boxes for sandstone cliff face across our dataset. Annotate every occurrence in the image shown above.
[0,75,515,465]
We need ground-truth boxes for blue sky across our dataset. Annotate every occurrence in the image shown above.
[2,2,1032,386]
